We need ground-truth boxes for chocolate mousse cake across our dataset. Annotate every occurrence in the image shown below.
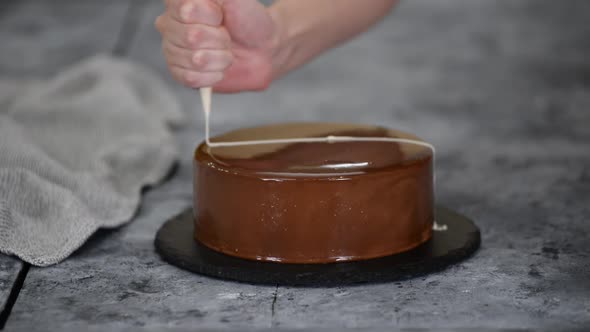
[193,123,434,264]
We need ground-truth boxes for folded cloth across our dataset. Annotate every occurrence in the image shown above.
[0,54,184,266]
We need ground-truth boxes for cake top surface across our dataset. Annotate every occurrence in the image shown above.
[195,123,432,179]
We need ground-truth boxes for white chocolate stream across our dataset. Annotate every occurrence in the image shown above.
[199,88,446,231]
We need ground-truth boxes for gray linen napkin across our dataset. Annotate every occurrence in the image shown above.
[0,54,184,266]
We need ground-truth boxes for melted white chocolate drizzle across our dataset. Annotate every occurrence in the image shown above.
[199,88,443,231]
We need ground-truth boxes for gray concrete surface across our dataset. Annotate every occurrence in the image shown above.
[0,0,130,76]
[1,0,589,330]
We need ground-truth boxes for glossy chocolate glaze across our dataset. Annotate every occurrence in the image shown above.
[194,123,434,264]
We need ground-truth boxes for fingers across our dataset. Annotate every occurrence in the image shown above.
[156,0,232,88]
[162,40,233,72]
[162,40,233,87]
[164,0,223,26]
[155,14,230,50]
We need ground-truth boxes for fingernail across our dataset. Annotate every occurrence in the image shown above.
[181,3,195,21]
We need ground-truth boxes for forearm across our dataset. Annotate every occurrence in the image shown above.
[269,0,397,78]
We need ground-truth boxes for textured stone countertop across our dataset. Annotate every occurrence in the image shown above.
[0,0,589,331]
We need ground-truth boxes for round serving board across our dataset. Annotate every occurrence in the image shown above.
[155,206,480,286]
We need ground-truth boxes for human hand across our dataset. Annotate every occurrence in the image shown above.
[155,0,280,93]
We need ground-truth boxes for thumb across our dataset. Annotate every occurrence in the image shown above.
[215,0,276,48]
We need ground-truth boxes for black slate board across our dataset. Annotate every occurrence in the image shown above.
[155,206,480,286]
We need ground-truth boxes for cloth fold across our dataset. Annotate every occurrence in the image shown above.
[0,55,184,266]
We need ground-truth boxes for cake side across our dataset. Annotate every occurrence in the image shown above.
[194,157,433,263]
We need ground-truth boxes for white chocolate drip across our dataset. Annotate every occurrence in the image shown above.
[201,87,213,146]
[433,221,448,232]
[200,88,436,151]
